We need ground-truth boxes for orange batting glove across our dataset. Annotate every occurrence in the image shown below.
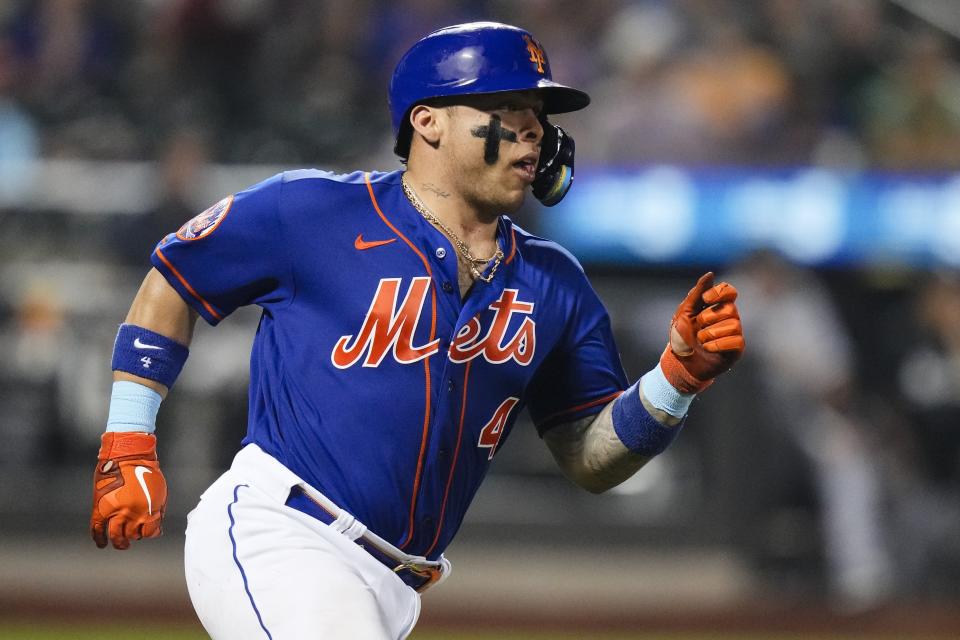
[661,272,745,393]
[90,432,167,550]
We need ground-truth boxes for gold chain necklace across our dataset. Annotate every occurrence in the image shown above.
[401,175,504,283]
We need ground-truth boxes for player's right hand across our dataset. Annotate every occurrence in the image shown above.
[90,432,167,550]
[661,272,745,393]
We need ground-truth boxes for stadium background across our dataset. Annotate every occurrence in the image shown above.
[2,0,960,638]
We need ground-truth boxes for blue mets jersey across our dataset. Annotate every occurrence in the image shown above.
[151,170,628,558]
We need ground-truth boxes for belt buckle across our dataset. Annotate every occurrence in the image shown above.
[394,561,443,593]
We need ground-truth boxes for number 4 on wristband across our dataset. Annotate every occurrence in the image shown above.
[141,357,152,369]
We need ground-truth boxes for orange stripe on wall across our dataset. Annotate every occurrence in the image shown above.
[153,247,223,320]
[364,173,436,550]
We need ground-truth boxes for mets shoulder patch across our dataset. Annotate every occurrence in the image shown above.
[177,195,234,241]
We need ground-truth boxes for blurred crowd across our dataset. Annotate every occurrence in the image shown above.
[1,0,960,169]
[1,0,960,613]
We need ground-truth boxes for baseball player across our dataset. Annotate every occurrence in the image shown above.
[90,22,744,639]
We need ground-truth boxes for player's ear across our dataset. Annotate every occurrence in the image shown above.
[409,104,443,149]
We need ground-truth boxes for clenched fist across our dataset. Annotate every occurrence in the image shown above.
[90,432,167,550]
[661,272,745,393]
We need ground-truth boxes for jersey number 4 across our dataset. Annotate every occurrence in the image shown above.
[478,397,519,460]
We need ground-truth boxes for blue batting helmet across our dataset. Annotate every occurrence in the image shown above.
[389,21,591,157]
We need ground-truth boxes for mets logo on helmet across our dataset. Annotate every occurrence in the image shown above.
[522,34,546,74]
[331,277,536,369]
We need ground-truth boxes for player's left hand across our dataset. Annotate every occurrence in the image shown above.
[90,432,167,550]
[661,272,744,393]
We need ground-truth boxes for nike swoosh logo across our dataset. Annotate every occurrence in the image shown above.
[133,338,164,350]
[134,466,153,515]
[354,234,396,251]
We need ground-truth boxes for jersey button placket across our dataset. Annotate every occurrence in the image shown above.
[442,281,454,293]
[435,247,447,259]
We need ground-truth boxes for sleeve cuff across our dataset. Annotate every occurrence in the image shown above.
[535,390,624,435]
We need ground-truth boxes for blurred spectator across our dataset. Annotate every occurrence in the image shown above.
[670,19,792,164]
[0,280,67,466]
[582,1,705,165]
[760,0,886,169]
[897,272,960,485]
[818,0,887,128]
[145,0,270,157]
[113,126,212,265]
[729,251,893,612]
[6,0,138,158]
[249,0,382,163]
[0,36,38,205]
[859,29,960,170]
[890,271,960,593]
[583,3,794,166]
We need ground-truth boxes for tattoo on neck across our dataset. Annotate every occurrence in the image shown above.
[422,182,450,198]
[471,114,518,165]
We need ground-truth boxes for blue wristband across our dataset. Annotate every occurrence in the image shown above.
[106,381,162,433]
[611,381,684,457]
[111,324,189,389]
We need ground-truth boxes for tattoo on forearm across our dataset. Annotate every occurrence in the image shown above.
[544,401,650,492]
[422,182,450,198]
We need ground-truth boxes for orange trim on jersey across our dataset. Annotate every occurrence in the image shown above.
[364,173,437,550]
[424,360,472,557]
[538,390,624,428]
[153,247,223,321]
[505,228,517,265]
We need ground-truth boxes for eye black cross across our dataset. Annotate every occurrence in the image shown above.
[471,115,518,165]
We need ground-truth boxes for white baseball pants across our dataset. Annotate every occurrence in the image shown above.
[184,444,421,639]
